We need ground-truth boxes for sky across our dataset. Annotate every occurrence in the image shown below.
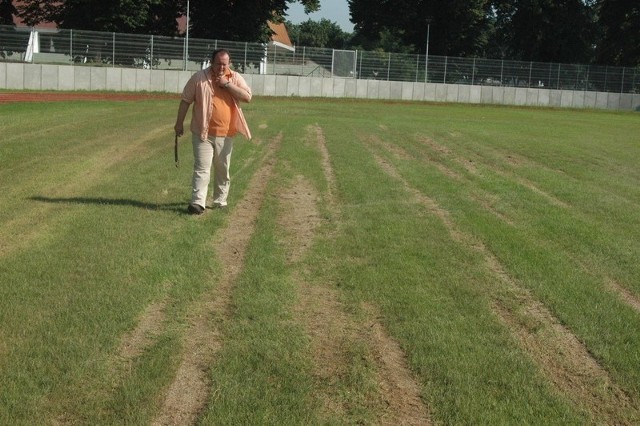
[286,0,354,32]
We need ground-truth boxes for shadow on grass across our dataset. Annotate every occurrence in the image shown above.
[30,196,188,214]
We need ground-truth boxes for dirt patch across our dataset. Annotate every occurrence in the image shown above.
[505,154,524,166]
[279,175,354,417]
[368,134,413,161]
[277,175,324,264]
[293,274,358,418]
[117,299,168,360]
[373,134,463,182]
[493,294,639,424]
[457,158,479,175]
[0,91,178,104]
[417,133,481,176]
[513,174,569,208]
[285,194,431,424]
[416,134,451,155]
[152,133,282,425]
[569,256,640,316]
[310,124,338,207]
[115,282,174,364]
[606,278,640,313]
[362,303,431,425]
[468,192,515,226]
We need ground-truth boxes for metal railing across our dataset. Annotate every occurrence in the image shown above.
[1,25,638,94]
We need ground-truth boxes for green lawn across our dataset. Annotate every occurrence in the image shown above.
[1,96,639,424]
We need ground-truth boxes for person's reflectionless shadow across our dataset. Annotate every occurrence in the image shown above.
[30,196,188,214]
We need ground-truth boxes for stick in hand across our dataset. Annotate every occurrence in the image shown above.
[174,134,179,168]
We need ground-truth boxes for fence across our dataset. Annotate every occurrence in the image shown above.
[1,24,638,94]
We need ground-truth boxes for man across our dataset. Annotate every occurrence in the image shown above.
[174,48,252,215]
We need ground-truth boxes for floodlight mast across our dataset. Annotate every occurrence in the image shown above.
[424,19,431,83]
[185,0,190,71]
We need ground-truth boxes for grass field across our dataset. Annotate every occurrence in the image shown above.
[1,94,639,424]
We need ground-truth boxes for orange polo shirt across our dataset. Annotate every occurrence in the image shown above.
[208,72,236,137]
[181,68,252,140]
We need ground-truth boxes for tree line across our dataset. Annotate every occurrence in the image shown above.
[2,0,638,67]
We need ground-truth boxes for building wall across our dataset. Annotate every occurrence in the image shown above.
[2,62,639,111]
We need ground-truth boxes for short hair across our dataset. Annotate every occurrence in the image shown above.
[211,48,231,62]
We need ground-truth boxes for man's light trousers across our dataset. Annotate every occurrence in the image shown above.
[191,134,234,208]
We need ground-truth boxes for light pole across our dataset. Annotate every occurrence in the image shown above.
[424,19,431,83]
[184,0,190,71]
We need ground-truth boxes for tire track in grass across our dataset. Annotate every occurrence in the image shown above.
[436,135,640,316]
[562,254,640,318]
[370,132,515,226]
[116,296,169,361]
[281,125,430,424]
[152,133,281,425]
[311,124,338,207]
[369,141,640,424]
[606,278,640,313]
[566,248,640,315]
[400,134,513,226]
[484,253,640,424]
[412,136,640,323]
[416,134,570,209]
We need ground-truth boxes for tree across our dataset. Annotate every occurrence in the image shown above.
[349,0,493,57]
[490,0,596,63]
[15,0,323,43]
[16,0,182,35]
[188,0,321,43]
[0,0,16,25]
[595,0,640,66]
[0,0,17,60]
[286,18,350,48]
[483,0,516,58]
[142,0,183,36]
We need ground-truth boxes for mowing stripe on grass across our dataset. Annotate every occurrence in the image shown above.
[606,278,640,313]
[367,136,640,424]
[310,123,339,207]
[415,133,570,209]
[153,132,282,425]
[2,97,639,424]
[283,126,431,424]
[117,300,168,361]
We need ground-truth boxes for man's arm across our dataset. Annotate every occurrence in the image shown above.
[216,74,252,103]
[174,100,191,136]
[224,82,252,103]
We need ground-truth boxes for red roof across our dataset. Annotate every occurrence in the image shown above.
[267,21,293,47]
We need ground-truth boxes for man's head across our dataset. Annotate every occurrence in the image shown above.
[211,48,231,76]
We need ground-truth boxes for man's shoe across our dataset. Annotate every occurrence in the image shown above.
[212,203,227,210]
[188,204,205,215]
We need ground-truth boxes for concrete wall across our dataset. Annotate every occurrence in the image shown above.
[2,62,639,111]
